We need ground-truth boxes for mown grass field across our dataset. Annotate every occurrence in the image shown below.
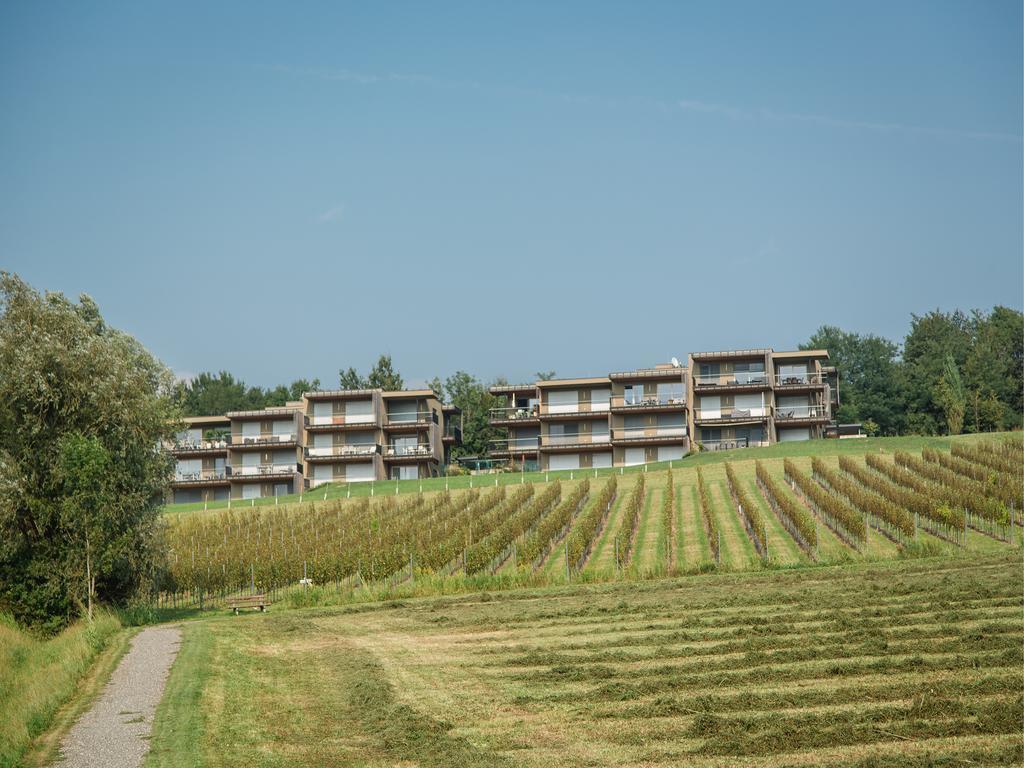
[146,552,1023,767]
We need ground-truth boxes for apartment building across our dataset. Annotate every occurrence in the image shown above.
[169,387,454,501]
[168,415,232,504]
[690,349,835,450]
[488,363,691,471]
[488,350,836,467]
[303,387,447,488]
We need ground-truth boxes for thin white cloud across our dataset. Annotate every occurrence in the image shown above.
[676,99,1021,143]
[269,64,1022,145]
[318,203,345,223]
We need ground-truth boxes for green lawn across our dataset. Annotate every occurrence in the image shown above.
[145,552,1024,767]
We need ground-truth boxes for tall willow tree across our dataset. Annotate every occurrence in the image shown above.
[0,273,178,630]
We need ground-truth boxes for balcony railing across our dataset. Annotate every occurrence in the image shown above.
[693,372,770,387]
[540,433,611,447]
[694,406,771,421]
[173,436,230,451]
[231,433,298,447]
[229,463,297,478]
[611,392,686,409]
[775,404,828,420]
[539,402,611,416]
[174,469,228,482]
[384,411,437,426]
[307,413,377,427]
[384,443,434,458]
[489,437,541,452]
[305,444,380,458]
[489,405,540,421]
[699,438,770,452]
[612,426,688,441]
[774,372,826,386]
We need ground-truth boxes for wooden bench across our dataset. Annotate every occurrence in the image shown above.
[227,594,270,614]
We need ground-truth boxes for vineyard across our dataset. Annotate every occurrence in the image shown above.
[155,436,1023,609]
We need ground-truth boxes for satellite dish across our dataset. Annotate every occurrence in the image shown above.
[670,357,681,368]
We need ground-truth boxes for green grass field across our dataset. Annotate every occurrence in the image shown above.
[145,552,1023,767]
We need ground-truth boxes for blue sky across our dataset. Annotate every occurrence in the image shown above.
[1,1,1021,388]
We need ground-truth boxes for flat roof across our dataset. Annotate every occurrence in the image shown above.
[225,407,300,419]
[182,415,231,427]
[536,376,612,389]
[382,389,437,399]
[303,388,378,399]
[773,349,830,361]
[488,384,538,395]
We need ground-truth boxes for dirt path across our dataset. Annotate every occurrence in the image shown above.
[56,625,181,768]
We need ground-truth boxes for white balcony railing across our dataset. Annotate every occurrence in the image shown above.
[489,405,540,421]
[232,433,297,446]
[612,392,686,408]
[385,411,436,425]
[539,402,611,416]
[541,433,611,447]
[230,464,296,477]
[699,438,770,452]
[774,372,826,386]
[694,406,771,421]
[173,436,230,450]
[489,437,541,452]
[306,444,379,458]
[307,413,377,426]
[612,426,687,440]
[775,404,828,420]
[694,372,770,387]
[174,469,227,482]
[384,443,433,457]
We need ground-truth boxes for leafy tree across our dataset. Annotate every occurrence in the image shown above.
[535,370,557,381]
[338,367,367,390]
[0,273,176,630]
[934,353,966,435]
[367,354,403,390]
[901,310,972,434]
[802,327,904,435]
[440,372,501,458]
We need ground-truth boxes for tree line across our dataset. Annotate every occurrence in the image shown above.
[805,306,1022,436]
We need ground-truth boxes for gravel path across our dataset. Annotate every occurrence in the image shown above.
[55,625,182,768]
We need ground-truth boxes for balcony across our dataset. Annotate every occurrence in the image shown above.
[610,392,686,413]
[383,411,438,431]
[442,425,462,444]
[774,372,826,390]
[693,372,771,392]
[611,426,688,445]
[304,444,381,463]
[305,413,379,431]
[538,402,611,420]
[171,436,231,455]
[488,437,541,458]
[699,438,769,452]
[488,405,540,426]
[774,404,829,423]
[228,463,299,480]
[693,406,772,424]
[171,469,229,486]
[383,443,436,462]
[229,433,299,451]
[539,433,612,452]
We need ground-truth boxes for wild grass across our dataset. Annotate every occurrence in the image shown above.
[0,611,123,768]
